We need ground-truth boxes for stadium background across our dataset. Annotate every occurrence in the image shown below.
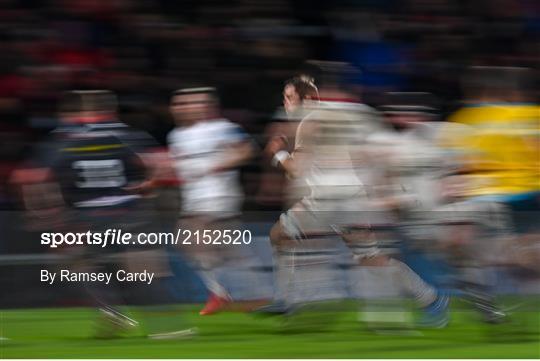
[0,0,538,358]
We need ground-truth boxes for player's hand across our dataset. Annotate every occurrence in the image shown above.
[264,135,288,158]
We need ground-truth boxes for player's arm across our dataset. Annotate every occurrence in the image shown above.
[266,118,314,178]
[123,128,185,195]
[211,122,256,173]
[273,148,308,179]
[10,138,67,212]
[123,147,174,195]
[10,166,68,232]
[212,139,254,173]
[11,167,61,207]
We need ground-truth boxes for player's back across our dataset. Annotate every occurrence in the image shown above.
[34,123,146,209]
[444,103,540,196]
[388,122,449,211]
[297,101,384,200]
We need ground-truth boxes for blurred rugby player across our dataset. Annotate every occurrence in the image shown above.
[439,67,540,321]
[167,87,258,315]
[263,63,449,327]
[258,76,319,207]
[12,90,188,338]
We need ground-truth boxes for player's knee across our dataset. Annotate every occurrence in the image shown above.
[269,221,283,246]
[344,230,390,266]
[269,221,292,249]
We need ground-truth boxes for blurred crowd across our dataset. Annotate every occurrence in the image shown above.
[1,0,539,211]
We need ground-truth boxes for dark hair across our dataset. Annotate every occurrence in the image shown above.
[284,76,319,100]
[172,86,217,96]
[172,86,219,101]
[59,90,117,114]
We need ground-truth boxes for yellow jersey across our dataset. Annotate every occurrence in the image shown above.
[442,103,540,196]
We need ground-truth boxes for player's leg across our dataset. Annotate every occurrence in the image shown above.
[340,201,448,329]
[210,217,271,312]
[342,228,447,324]
[74,209,140,338]
[255,214,299,314]
[177,215,231,315]
[117,248,197,339]
[437,200,508,323]
[258,200,339,314]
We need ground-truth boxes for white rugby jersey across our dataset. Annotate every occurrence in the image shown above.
[293,101,385,200]
[167,119,247,212]
[368,121,448,211]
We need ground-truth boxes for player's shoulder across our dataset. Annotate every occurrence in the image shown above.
[166,126,188,143]
[307,101,381,121]
[317,101,379,113]
[97,124,158,150]
[209,118,248,139]
[209,118,240,130]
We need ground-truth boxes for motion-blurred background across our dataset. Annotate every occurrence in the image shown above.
[0,0,538,341]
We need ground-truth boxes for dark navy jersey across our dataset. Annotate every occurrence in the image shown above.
[31,122,151,208]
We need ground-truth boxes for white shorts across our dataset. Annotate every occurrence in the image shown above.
[280,196,395,241]
[433,199,512,264]
[181,196,242,219]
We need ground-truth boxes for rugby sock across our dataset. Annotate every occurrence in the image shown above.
[198,268,229,299]
[274,248,296,305]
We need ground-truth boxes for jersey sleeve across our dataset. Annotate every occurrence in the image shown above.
[218,121,249,146]
[28,136,65,170]
[166,129,177,147]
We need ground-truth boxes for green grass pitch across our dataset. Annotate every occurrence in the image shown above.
[1,301,539,358]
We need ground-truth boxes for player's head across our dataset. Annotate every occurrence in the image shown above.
[379,92,439,131]
[170,87,219,125]
[58,90,117,124]
[283,75,318,115]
